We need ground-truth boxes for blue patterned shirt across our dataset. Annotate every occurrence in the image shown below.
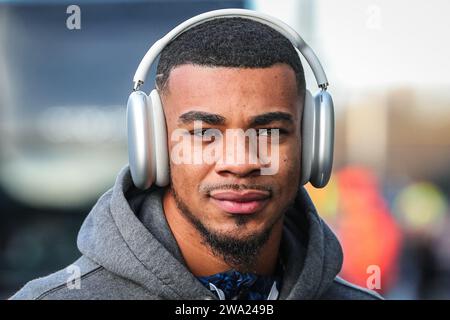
[197,260,284,300]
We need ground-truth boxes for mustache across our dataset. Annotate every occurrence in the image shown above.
[198,183,273,196]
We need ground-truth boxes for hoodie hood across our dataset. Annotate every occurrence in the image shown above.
[77,165,343,300]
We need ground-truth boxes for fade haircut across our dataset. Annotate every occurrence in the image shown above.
[155,17,306,98]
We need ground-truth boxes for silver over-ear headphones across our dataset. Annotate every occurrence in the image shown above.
[127,9,334,190]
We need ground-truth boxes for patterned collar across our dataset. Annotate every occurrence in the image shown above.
[196,259,284,300]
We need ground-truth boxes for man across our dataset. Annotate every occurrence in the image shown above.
[11,17,382,300]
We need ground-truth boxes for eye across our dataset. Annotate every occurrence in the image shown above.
[190,129,206,137]
[190,128,218,139]
[257,128,286,136]
[258,129,271,137]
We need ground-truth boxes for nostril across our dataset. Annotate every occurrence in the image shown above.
[216,167,261,178]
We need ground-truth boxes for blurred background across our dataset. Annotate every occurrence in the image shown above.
[0,0,449,299]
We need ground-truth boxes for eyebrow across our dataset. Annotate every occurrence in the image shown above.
[178,111,226,125]
[249,112,294,126]
[177,110,294,127]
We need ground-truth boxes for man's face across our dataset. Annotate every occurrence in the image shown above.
[161,63,301,255]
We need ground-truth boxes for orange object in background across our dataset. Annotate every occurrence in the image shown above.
[307,166,402,294]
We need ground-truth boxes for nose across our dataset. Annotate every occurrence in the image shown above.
[214,136,265,178]
[214,159,263,178]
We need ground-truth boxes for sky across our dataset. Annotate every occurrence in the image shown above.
[250,0,450,90]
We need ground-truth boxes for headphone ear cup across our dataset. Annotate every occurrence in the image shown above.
[309,90,334,188]
[301,90,314,185]
[127,91,155,189]
[149,89,170,187]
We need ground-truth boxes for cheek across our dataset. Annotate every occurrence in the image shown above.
[171,164,194,186]
[274,144,301,195]
[279,141,301,173]
[169,163,207,199]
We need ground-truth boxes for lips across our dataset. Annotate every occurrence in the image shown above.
[209,190,270,215]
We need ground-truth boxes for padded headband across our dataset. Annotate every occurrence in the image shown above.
[132,8,329,91]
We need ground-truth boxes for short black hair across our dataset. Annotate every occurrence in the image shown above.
[155,17,305,97]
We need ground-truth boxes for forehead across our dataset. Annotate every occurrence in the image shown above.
[161,64,300,125]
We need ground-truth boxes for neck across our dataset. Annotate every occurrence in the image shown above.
[162,187,283,277]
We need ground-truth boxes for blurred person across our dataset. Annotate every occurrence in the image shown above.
[335,167,401,294]
[10,10,381,300]
[429,212,450,299]
[307,167,402,295]
[390,182,449,299]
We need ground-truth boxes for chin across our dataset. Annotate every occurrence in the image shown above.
[207,219,269,238]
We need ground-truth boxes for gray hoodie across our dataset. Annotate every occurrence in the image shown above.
[10,166,382,300]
